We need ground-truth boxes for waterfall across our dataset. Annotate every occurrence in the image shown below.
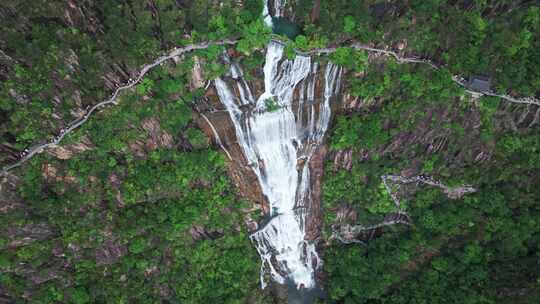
[214,40,342,289]
[211,0,342,291]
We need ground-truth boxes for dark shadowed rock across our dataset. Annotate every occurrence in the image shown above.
[95,239,127,265]
[4,223,55,248]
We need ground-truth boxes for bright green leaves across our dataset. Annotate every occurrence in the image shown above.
[136,78,154,95]
[294,35,309,49]
[330,116,360,150]
[366,183,397,215]
[343,16,356,34]
[280,33,329,60]
[71,288,91,304]
[107,157,117,168]
[236,20,271,55]
[463,242,483,265]
[209,15,228,38]
[203,44,224,61]
[331,114,390,151]
[128,238,146,254]
[496,133,540,168]
[186,128,208,149]
[329,47,352,67]
[422,154,440,173]
[204,62,227,80]
[399,68,458,101]
[0,2,272,303]
[174,237,260,303]
[242,0,265,23]
[350,71,392,99]
[264,97,280,112]
[507,28,533,57]
[525,6,540,27]
[431,257,450,273]
[156,78,184,95]
[420,209,438,231]
[468,12,487,34]
[329,47,368,71]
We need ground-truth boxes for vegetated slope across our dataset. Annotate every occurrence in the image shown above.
[0,0,266,164]
[323,59,539,304]
[310,1,540,303]
[1,0,539,303]
[291,0,540,96]
[0,1,274,303]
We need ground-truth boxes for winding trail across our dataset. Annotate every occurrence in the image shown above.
[0,39,237,176]
[298,40,540,106]
[2,36,538,176]
[331,174,477,246]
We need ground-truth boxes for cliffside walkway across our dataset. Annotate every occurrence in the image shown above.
[2,37,538,176]
[0,39,237,177]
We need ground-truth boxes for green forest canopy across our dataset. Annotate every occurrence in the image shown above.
[0,0,539,303]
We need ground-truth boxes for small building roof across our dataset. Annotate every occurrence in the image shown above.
[467,76,491,92]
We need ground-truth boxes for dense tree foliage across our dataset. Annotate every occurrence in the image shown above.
[0,1,272,303]
[1,0,539,303]
[321,31,540,304]
[0,0,268,155]
[1,58,273,302]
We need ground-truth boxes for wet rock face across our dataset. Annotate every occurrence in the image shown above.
[200,51,342,225]
[190,56,206,90]
[305,145,326,241]
[195,100,268,215]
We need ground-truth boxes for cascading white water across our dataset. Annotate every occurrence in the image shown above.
[212,0,342,290]
[214,40,342,289]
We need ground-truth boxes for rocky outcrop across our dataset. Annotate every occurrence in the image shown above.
[47,136,94,159]
[95,239,127,266]
[331,148,354,171]
[3,224,56,248]
[0,173,22,214]
[129,117,174,158]
[196,86,268,215]
[190,56,206,90]
[141,117,174,149]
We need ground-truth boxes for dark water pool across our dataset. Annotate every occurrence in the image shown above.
[285,279,326,304]
[272,17,301,40]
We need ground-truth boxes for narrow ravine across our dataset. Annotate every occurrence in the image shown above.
[214,3,342,290]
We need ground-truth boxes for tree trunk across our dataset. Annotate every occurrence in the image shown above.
[310,0,321,23]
